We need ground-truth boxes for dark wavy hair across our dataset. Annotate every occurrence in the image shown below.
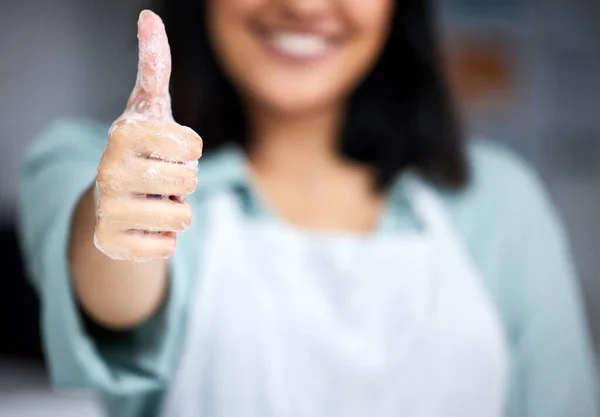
[154,0,469,190]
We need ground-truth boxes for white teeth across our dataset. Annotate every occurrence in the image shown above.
[270,33,329,57]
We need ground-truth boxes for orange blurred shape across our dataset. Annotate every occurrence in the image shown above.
[444,36,517,104]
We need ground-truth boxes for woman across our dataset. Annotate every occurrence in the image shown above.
[18,1,598,416]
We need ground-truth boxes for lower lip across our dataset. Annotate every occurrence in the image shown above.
[258,34,336,65]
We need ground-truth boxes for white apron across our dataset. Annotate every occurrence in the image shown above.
[162,179,508,417]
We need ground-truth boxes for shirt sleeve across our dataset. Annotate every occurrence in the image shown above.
[500,156,600,417]
[17,118,173,397]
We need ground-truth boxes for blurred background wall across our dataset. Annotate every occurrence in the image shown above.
[0,0,598,415]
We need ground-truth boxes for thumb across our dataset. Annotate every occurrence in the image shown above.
[126,10,172,120]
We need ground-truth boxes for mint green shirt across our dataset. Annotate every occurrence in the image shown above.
[18,118,599,417]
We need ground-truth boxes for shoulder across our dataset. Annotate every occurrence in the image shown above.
[440,139,558,230]
[467,140,545,197]
[462,139,549,208]
[23,117,112,173]
[30,117,111,150]
[437,139,569,286]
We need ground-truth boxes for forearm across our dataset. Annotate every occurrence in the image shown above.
[68,185,168,330]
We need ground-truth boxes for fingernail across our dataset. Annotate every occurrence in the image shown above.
[139,9,153,23]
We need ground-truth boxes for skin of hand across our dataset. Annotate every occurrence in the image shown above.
[94,10,203,262]
[68,10,201,330]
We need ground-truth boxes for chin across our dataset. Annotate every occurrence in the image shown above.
[263,96,335,116]
[250,81,341,116]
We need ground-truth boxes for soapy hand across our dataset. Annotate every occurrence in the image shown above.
[94,10,202,261]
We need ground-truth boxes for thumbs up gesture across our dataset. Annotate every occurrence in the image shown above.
[94,10,203,261]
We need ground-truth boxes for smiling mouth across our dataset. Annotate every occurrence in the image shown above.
[255,26,338,62]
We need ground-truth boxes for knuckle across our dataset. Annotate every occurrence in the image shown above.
[162,238,177,258]
[176,202,193,231]
[182,181,196,196]
[95,212,108,229]
[179,170,198,195]
[95,207,111,225]
[96,165,121,193]
[108,123,128,146]
[96,161,114,184]
[96,166,109,187]
[176,125,203,161]
[126,244,152,262]
[187,134,203,160]
[96,198,122,222]
[93,229,119,255]
[108,118,126,136]
[109,120,148,153]
[93,228,108,247]
[95,184,114,201]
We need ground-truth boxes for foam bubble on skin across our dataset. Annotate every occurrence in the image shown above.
[93,233,119,259]
[180,220,190,231]
[135,99,149,113]
[101,161,135,195]
[142,167,159,183]
[93,182,101,215]
[108,123,120,137]
[185,160,199,170]
[94,11,195,262]
[120,23,173,121]
[155,129,189,153]
[137,26,168,92]
[159,155,179,164]
[132,14,172,121]
[125,89,173,121]
[109,115,145,145]
[150,97,173,121]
